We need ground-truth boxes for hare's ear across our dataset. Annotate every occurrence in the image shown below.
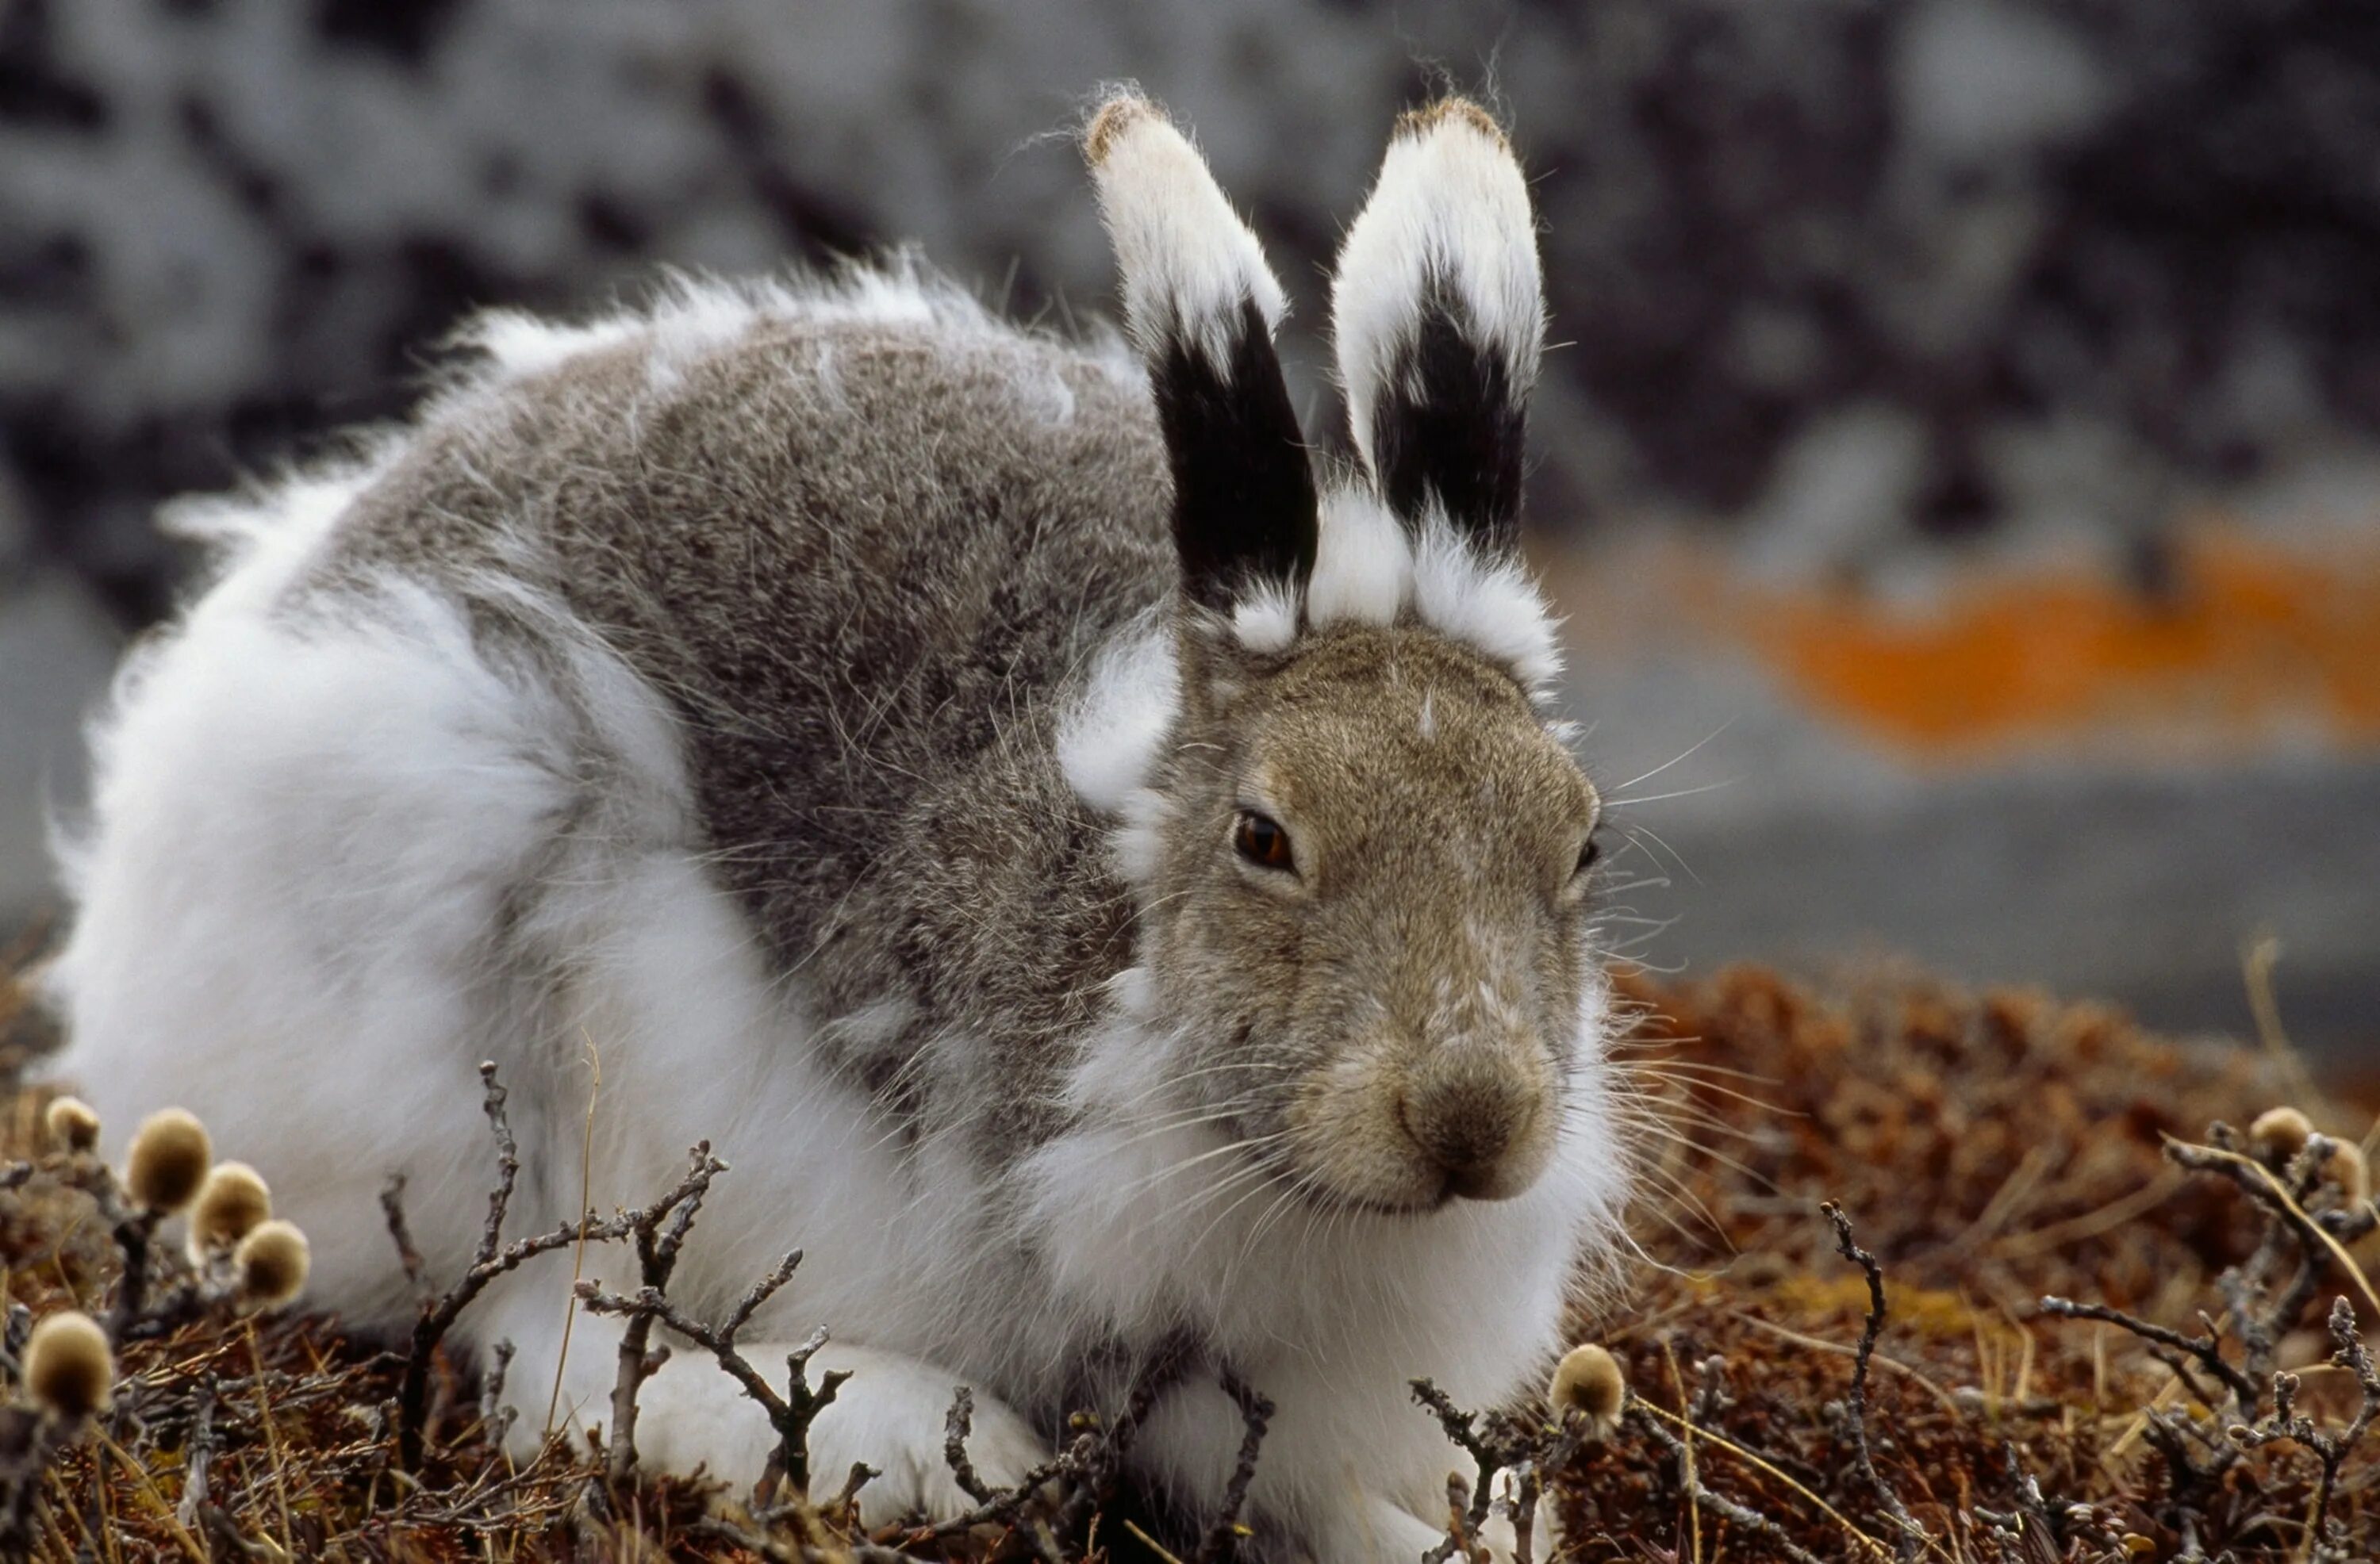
[1331,99,1544,554]
[1085,90,1318,616]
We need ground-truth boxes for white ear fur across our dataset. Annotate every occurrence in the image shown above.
[1306,488,1412,630]
[1330,100,1545,484]
[1227,583,1301,653]
[1084,91,1290,373]
[1410,516,1564,692]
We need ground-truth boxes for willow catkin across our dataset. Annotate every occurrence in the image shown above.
[2331,1140,2371,1206]
[43,1096,100,1155]
[2249,1106,2314,1160]
[124,1107,212,1213]
[235,1220,311,1309]
[1549,1343,1626,1439]
[22,1310,113,1419]
[189,1161,272,1255]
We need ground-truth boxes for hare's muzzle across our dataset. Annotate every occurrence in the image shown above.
[1284,1022,1564,1213]
[1396,1049,1554,1203]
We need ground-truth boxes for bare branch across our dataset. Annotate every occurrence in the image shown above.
[1632,1406,1828,1564]
[1410,1375,1501,1558]
[576,1252,830,1501]
[1192,1367,1273,1564]
[1821,1202,1929,1558]
[942,1386,999,1505]
[471,1061,520,1271]
[2038,1296,2261,1416]
[2228,1297,2380,1551]
[603,1144,724,1482]
[390,1071,724,1470]
[378,1173,431,1305]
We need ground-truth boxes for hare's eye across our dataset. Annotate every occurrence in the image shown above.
[1574,832,1603,878]
[1233,811,1295,872]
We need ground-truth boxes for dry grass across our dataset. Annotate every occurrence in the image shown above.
[1,957,2373,1561]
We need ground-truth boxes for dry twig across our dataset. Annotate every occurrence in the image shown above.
[1821,1202,1930,1558]
[574,1250,823,1497]
[386,1061,726,1470]
[1191,1367,1273,1564]
[1630,1405,1828,1564]
[2227,1298,2380,1557]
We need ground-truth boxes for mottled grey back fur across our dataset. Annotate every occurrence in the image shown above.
[305,278,1168,1156]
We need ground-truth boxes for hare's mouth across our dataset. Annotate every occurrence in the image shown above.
[1213,1129,1449,1219]
[1294,1166,1472,1219]
[1276,1138,1475,1218]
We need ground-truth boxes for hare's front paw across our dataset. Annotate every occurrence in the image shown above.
[631,1340,1048,1528]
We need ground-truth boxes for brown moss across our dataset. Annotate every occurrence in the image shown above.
[1559,966,2378,1562]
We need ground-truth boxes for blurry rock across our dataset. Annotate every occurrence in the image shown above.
[0,573,121,925]
[1895,0,2107,167]
[2,0,2375,618]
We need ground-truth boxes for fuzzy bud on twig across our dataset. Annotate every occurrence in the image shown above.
[2253,1107,2373,1204]
[1549,1344,1627,1439]
[2249,1106,2314,1160]
[2331,1140,2371,1206]
[22,1310,113,1419]
[188,1161,272,1256]
[234,1220,311,1309]
[43,1097,99,1155]
[124,1107,211,1213]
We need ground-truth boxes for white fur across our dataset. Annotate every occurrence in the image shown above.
[1053,619,1189,893]
[1056,618,1179,814]
[1111,787,1173,886]
[465,309,646,385]
[1228,581,1300,654]
[1087,98,1288,372]
[1222,487,1562,696]
[451,256,1030,404]
[1408,515,1564,692]
[1331,106,1544,482]
[1305,487,1412,629]
[154,442,397,554]
[516,1295,1050,1531]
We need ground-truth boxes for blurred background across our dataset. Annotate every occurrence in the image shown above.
[2,1,2374,1061]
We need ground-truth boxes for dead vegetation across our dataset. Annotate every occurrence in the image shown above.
[0,955,2373,1562]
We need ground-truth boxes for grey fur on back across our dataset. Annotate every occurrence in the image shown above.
[308,272,1169,1148]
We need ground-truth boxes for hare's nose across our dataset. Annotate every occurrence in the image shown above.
[1398,1055,1548,1202]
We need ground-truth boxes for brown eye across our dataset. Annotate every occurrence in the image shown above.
[1233,811,1295,872]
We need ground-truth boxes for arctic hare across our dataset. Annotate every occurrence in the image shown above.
[49,90,1633,1559]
